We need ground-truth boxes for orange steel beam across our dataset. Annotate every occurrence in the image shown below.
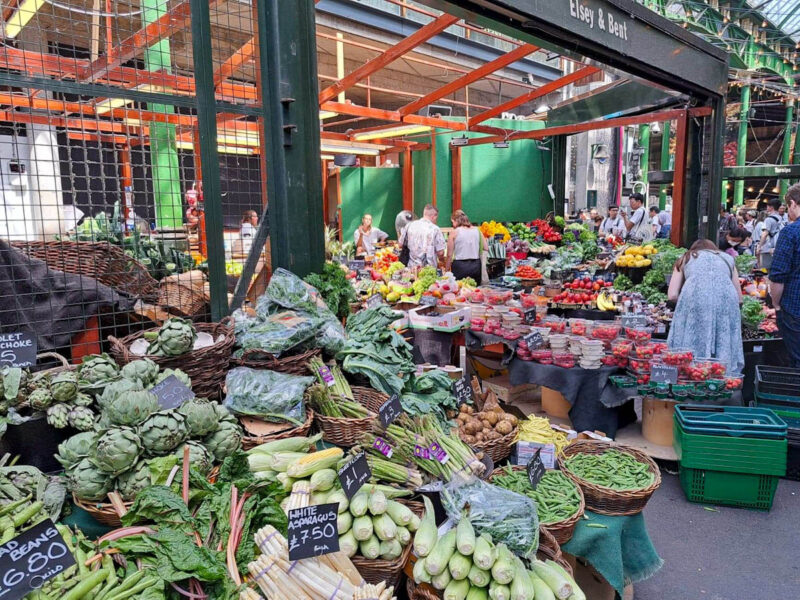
[402,148,413,210]
[398,43,539,116]
[451,146,462,211]
[319,13,459,104]
[79,0,193,81]
[671,111,689,248]
[2,0,19,21]
[214,37,256,88]
[469,65,601,127]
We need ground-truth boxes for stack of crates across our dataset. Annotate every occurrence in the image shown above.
[673,405,787,510]
[754,365,800,480]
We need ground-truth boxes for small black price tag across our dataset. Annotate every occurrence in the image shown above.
[650,363,679,384]
[0,519,76,600]
[621,314,648,328]
[287,503,340,561]
[523,331,544,350]
[526,448,546,490]
[358,269,372,280]
[494,233,505,241]
[523,307,537,325]
[366,293,384,309]
[149,375,195,410]
[348,259,365,271]
[0,332,37,368]
[436,268,443,277]
[452,377,473,405]
[379,393,403,427]
[419,295,438,306]
[337,452,372,499]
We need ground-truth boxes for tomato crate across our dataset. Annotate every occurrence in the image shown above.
[679,466,780,511]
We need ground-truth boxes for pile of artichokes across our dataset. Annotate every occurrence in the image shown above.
[144,317,198,357]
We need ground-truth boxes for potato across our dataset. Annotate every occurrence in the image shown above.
[475,432,485,442]
[501,414,519,426]
[495,420,513,435]
[460,404,470,413]
[457,413,469,423]
[485,430,501,441]
[464,421,477,435]
[484,411,499,426]
[465,405,474,414]
[462,435,476,445]
[481,419,492,430]
[469,418,483,431]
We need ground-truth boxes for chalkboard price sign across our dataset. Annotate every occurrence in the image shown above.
[0,519,76,600]
[337,452,371,499]
[358,269,372,280]
[523,307,537,325]
[348,259,365,271]
[287,503,340,561]
[650,363,679,384]
[0,332,37,368]
[379,393,403,427]
[526,448,546,490]
[523,331,544,350]
[494,233,505,241]
[149,375,195,410]
[366,293,384,309]
[419,295,438,306]
[452,377,472,405]
[621,314,648,329]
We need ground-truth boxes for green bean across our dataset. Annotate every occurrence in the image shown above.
[563,450,654,491]
[492,467,581,524]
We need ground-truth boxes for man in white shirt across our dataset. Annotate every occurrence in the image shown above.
[779,204,789,226]
[649,206,661,238]
[399,204,445,268]
[599,206,624,236]
[743,210,755,234]
[757,198,783,269]
[622,193,653,241]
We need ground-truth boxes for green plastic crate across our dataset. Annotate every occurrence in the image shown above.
[679,466,780,510]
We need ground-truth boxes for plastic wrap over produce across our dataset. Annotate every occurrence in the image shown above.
[441,475,539,558]
[224,367,313,425]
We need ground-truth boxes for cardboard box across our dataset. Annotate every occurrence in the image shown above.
[482,373,539,404]
[513,441,557,468]
[408,305,470,332]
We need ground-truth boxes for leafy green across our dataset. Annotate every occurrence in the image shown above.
[741,297,765,329]
[304,262,357,320]
[401,370,461,425]
[554,216,565,228]
[122,485,198,534]
[613,274,634,291]
[631,283,668,305]
[735,254,757,274]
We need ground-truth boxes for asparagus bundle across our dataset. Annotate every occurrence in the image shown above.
[354,581,396,600]
[340,450,424,489]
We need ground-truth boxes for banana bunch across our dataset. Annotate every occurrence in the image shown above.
[517,415,569,455]
[596,290,617,311]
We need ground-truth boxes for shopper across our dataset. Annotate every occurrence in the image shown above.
[657,207,672,239]
[599,206,624,236]
[592,214,604,233]
[622,193,653,242]
[717,206,738,246]
[241,210,258,238]
[667,239,744,373]
[719,227,751,258]
[756,198,783,269]
[649,206,661,238]
[395,210,415,239]
[354,214,388,256]
[768,184,800,367]
[446,209,486,283]
[399,203,445,268]
[751,211,766,255]
[779,204,789,226]
[743,210,755,234]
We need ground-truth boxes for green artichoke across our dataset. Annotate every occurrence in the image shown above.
[121,358,160,387]
[56,432,96,469]
[213,402,237,425]
[177,398,219,438]
[105,390,159,427]
[98,378,143,409]
[173,441,213,474]
[115,460,152,501]
[46,403,70,428]
[146,318,197,357]
[78,353,120,384]
[203,420,242,461]
[67,406,96,432]
[29,388,54,411]
[73,392,93,407]
[152,368,192,388]
[139,410,187,454]
[26,372,50,394]
[50,372,78,403]
[92,427,142,475]
[68,458,112,501]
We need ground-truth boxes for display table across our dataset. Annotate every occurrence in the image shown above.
[464,330,518,364]
[563,511,663,599]
[508,359,636,436]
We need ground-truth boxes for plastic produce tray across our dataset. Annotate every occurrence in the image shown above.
[674,405,787,439]
[679,467,780,511]
[755,365,800,403]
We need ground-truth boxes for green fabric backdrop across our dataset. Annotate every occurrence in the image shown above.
[340,167,403,242]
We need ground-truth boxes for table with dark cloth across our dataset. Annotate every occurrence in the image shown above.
[464,329,518,364]
[508,358,636,437]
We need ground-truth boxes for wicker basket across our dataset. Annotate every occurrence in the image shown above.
[240,407,315,451]
[537,525,573,576]
[157,271,208,316]
[108,317,235,400]
[465,427,518,463]
[12,240,158,300]
[489,465,585,546]
[558,440,661,516]
[352,501,422,589]
[313,387,381,447]
[233,347,320,376]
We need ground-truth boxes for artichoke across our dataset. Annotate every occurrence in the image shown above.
[29,388,54,411]
[213,402,237,426]
[116,460,152,501]
[67,406,96,432]
[105,390,159,427]
[139,410,187,454]
[98,378,143,409]
[203,420,242,461]
[146,318,197,357]
[177,398,219,438]
[68,458,112,501]
[152,368,192,388]
[92,427,142,475]
[26,372,50,394]
[173,441,213,474]
[78,353,120,384]
[46,403,70,428]
[121,358,160,387]
[73,392,93,407]
[50,372,78,403]
[56,432,96,469]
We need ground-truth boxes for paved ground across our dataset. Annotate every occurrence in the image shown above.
[636,470,800,599]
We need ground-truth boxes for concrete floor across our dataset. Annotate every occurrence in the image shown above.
[636,471,800,599]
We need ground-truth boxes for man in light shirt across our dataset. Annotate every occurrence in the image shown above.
[599,206,625,236]
[399,204,445,268]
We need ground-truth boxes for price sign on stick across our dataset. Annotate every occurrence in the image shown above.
[287,504,339,560]
[523,331,544,350]
[419,295,438,306]
[526,448,546,489]
[149,375,195,410]
[0,519,76,600]
[366,293,384,309]
[0,332,37,368]
[650,363,678,384]
[452,377,473,405]
[523,307,537,325]
[337,452,371,499]
[379,393,403,427]
[621,314,648,328]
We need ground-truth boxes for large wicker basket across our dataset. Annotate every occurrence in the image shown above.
[108,317,235,399]
[12,240,158,300]
[240,407,315,451]
[313,386,382,447]
[233,347,320,376]
[558,440,661,516]
[465,427,518,463]
[157,271,208,317]
[489,465,585,546]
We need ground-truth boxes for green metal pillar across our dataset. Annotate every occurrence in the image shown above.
[658,120,670,209]
[780,100,795,197]
[551,135,567,217]
[143,0,182,230]
[733,85,751,206]
[639,124,650,190]
[794,109,800,185]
